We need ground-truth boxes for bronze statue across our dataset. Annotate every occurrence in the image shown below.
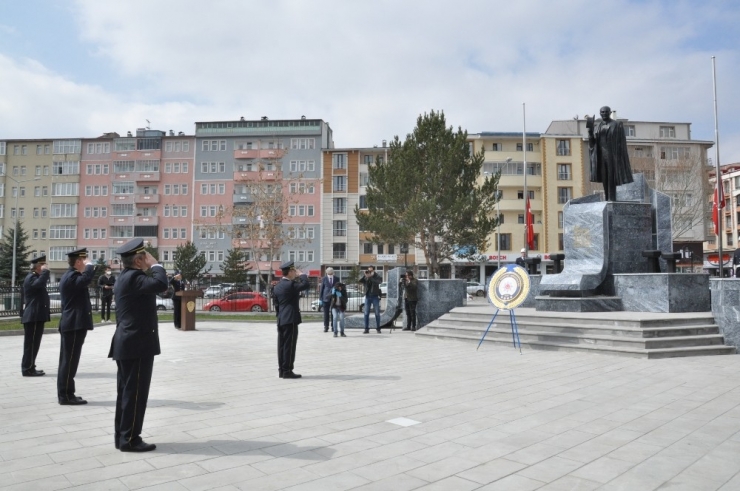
[587,106,633,201]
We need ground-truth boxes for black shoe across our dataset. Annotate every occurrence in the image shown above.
[120,440,156,452]
[376,328,381,333]
[114,435,120,449]
[402,327,411,331]
[279,371,284,378]
[340,333,346,337]
[283,371,302,379]
[324,327,329,332]
[59,396,87,405]
[411,327,417,331]
[363,329,369,334]
[334,333,338,337]
[22,369,45,377]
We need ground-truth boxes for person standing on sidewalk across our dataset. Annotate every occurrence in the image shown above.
[273,260,310,379]
[109,238,168,452]
[57,248,95,405]
[170,271,184,329]
[21,255,50,377]
[330,281,348,337]
[402,270,419,331]
[319,267,336,332]
[359,265,383,334]
[98,267,115,323]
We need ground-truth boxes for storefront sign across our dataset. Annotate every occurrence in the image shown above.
[376,254,398,262]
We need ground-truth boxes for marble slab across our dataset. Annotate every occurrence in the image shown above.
[710,278,740,349]
[614,273,710,312]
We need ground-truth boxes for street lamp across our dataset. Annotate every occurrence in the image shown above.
[6,175,41,288]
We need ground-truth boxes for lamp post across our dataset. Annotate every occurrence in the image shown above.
[6,175,41,288]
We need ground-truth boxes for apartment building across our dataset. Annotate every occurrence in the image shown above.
[706,163,740,275]
[193,117,332,284]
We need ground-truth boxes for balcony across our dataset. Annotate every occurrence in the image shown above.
[233,193,254,204]
[134,171,161,182]
[233,170,281,182]
[233,149,285,160]
[110,194,134,204]
[109,216,134,226]
[135,194,160,204]
[135,216,159,226]
[109,237,157,248]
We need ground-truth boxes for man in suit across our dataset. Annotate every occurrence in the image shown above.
[57,248,95,405]
[21,255,51,377]
[109,238,168,452]
[98,267,115,322]
[515,249,527,268]
[272,260,310,379]
[319,266,336,332]
[170,271,184,329]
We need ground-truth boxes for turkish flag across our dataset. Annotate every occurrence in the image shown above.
[526,197,535,250]
[713,186,725,235]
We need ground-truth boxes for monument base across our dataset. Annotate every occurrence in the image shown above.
[536,295,622,312]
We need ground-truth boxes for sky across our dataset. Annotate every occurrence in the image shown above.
[0,0,739,163]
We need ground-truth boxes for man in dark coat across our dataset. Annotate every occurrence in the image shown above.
[57,248,95,405]
[109,238,168,452]
[588,105,634,202]
[272,260,310,379]
[402,270,419,331]
[358,265,383,334]
[318,266,336,332]
[21,255,51,376]
[169,271,184,329]
[98,267,115,322]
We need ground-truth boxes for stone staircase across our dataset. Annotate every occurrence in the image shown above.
[416,306,736,358]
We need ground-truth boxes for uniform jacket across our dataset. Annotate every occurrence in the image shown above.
[98,274,115,298]
[169,277,184,300]
[319,274,337,302]
[108,265,168,360]
[21,269,51,324]
[59,265,95,332]
[515,257,526,267]
[273,275,310,326]
[359,272,382,297]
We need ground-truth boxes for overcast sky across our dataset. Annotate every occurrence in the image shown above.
[1,0,738,163]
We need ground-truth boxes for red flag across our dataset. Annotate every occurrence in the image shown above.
[713,185,725,235]
[526,197,535,250]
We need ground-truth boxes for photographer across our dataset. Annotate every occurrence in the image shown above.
[402,270,419,331]
[358,265,383,334]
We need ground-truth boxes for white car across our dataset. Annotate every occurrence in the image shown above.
[311,290,365,312]
[379,282,388,298]
[203,286,224,298]
[466,282,485,297]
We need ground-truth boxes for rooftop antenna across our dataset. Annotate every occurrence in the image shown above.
[145,119,150,130]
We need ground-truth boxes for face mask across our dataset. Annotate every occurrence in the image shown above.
[105,272,111,276]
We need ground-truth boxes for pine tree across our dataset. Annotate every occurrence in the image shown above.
[0,221,32,286]
[221,248,250,284]
[173,241,210,283]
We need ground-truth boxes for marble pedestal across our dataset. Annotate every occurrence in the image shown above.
[710,279,740,348]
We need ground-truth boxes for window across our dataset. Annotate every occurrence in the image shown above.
[113,181,134,194]
[625,125,635,137]
[557,164,572,180]
[363,243,373,254]
[333,220,347,236]
[558,233,564,250]
[201,162,226,173]
[49,246,75,261]
[35,166,41,176]
[377,243,384,254]
[660,126,676,138]
[497,233,512,251]
[0,142,4,155]
[52,182,79,196]
[114,160,135,173]
[333,154,347,169]
[558,187,572,204]
[492,143,501,151]
[333,243,346,259]
[21,145,27,155]
[333,176,346,192]
[111,204,134,216]
[518,214,525,224]
[517,190,535,199]
[359,195,367,209]
[556,139,570,156]
[53,140,81,154]
[51,203,77,218]
[86,142,111,154]
[202,140,226,151]
[660,146,690,160]
[359,172,369,187]
[50,225,77,239]
[516,143,534,151]
[333,198,346,214]
[290,138,315,150]
[558,211,564,229]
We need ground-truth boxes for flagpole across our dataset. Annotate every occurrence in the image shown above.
[712,56,723,277]
[522,102,528,255]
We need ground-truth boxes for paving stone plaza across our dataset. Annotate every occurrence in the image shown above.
[2,315,740,490]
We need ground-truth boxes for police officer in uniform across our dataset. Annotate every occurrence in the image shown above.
[272,260,310,379]
[98,267,115,322]
[21,255,50,376]
[109,238,167,452]
[57,248,95,405]
[170,271,184,329]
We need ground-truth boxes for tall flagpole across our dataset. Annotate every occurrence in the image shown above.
[522,103,528,255]
[712,56,723,277]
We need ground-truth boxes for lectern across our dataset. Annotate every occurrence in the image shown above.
[176,290,204,331]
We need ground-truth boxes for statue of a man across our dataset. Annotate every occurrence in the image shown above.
[588,106,633,201]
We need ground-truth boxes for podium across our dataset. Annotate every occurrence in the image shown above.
[176,290,204,331]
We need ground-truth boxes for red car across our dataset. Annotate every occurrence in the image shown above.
[203,292,267,312]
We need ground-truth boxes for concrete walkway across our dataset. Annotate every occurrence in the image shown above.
[2,316,740,490]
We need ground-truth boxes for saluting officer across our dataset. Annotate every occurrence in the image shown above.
[170,271,184,329]
[21,255,50,377]
[109,238,168,452]
[57,248,95,405]
[272,260,310,379]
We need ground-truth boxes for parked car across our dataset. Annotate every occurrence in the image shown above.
[203,292,268,312]
[203,286,224,298]
[311,290,365,312]
[155,294,174,311]
[48,292,62,309]
[379,282,388,298]
[466,281,485,297]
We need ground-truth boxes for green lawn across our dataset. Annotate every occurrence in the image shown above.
[0,312,322,332]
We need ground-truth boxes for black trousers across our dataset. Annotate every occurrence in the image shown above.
[57,329,88,400]
[101,296,113,320]
[22,321,45,372]
[115,356,154,446]
[173,299,182,328]
[277,323,299,373]
[405,300,418,329]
